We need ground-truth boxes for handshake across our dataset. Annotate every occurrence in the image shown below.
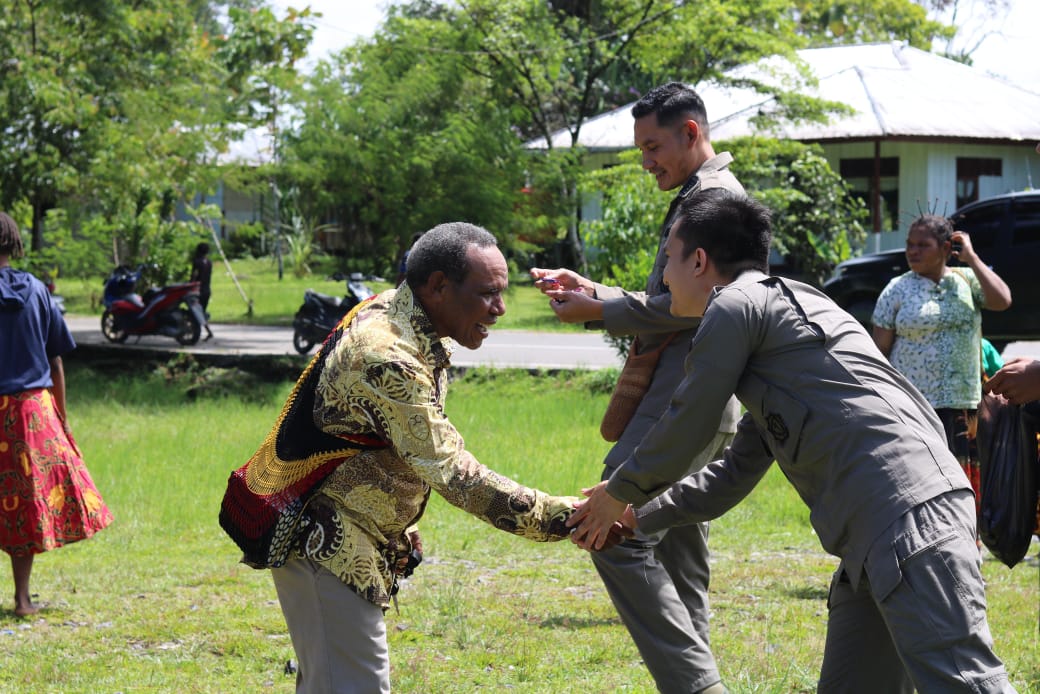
[564,481,638,551]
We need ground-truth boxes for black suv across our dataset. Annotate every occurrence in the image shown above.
[823,191,1040,349]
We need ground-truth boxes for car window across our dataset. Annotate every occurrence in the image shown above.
[1010,199,1040,246]
[953,202,1004,252]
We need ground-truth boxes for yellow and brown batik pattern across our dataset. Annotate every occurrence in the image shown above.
[293,284,574,608]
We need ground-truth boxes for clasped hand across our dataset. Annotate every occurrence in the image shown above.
[566,481,637,551]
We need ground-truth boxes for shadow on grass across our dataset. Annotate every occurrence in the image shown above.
[538,615,623,629]
[783,584,828,601]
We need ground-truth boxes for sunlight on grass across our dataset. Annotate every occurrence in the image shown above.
[0,365,1035,693]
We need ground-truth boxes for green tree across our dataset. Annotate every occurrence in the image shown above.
[284,0,948,275]
[0,1,321,283]
[282,8,530,275]
[452,0,945,268]
[581,138,867,290]
[214,5,315,279]
[726,137,868,285]
[0,1,227,254]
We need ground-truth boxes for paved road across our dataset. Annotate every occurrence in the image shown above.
[63,316,626,370]
[64,315,1040,369]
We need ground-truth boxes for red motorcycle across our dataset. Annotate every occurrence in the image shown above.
[100,265,208,346]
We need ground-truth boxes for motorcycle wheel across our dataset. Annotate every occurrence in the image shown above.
[101,309,129,343]
[175,310,202,346]
[293,330,315,355]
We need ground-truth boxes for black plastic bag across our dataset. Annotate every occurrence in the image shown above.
[976,392,1039,569]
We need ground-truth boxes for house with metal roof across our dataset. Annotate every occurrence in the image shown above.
[529,42,1040,251]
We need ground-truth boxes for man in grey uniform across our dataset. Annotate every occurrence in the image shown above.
[531,82,742,693]
[570,189,1017,693]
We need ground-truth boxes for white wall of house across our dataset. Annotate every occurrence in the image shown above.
[818,140,1036,252]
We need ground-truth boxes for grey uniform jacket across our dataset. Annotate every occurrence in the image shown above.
[612,272,971,586]
[592,152,744,469]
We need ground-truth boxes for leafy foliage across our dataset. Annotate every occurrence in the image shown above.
[580,152,666,292]
[793,0,951,48]
[282,10,531,275]
[725,137,868,284]
[0,1,315,281]
[0,0,964,286]
[579,138,868,295]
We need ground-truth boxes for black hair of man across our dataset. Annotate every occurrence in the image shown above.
[405,222,498,289]
[194,242,211,258]
[631,81,710,135]
[909,213,954,245]
[0,211,24,258]
[673,188,772,278]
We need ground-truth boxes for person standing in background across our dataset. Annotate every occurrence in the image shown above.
[190,242,214,341]
[872,214,1011,515]
[0,211,113,617]
[531,82,743,694]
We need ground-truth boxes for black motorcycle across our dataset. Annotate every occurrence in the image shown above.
[292,273,375,354]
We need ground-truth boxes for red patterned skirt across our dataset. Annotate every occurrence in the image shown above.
[0,389,113,556]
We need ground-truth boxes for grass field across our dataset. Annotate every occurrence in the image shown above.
[0,363,1036,693]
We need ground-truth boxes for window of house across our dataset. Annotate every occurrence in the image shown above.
[956,158,1002,208]
[840,157,899,231]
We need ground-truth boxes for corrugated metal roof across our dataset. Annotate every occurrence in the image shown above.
[530,42,1040,150]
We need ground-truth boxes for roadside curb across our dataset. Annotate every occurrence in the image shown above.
[66,342,308,382]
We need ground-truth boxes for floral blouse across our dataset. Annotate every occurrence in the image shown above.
[872,268,984,409]
[289,284,574,609]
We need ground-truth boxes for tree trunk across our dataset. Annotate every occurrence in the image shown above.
[31,197,47,252]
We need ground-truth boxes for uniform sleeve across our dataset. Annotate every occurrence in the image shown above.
[871,276,901,330]
[598,288,702,337]
[635,414,774,532]
[318,352,573,542]
[605,289,757,505]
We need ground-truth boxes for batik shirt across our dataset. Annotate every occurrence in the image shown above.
[290,284,573,608]
[872,268,984,410]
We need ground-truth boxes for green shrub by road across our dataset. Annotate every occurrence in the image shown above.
[0,364,1035,693]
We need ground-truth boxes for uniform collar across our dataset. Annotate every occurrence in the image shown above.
[676,152,735,200]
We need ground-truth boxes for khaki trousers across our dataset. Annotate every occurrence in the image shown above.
[272,556,391,694]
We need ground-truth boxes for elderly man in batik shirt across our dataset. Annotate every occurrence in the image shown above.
[270,223,575,694]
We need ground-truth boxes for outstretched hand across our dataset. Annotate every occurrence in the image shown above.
[566,481,630,550]
[530,267,594,294]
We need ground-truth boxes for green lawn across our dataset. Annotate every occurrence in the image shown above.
[0,364,1035,693]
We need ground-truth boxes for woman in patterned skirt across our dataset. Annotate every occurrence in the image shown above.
[0,211,113,616]
[871,214,1012,516]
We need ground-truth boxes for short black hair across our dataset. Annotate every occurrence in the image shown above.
[405,222,498,289]
[631,82,709,135]
[909,214,954,245]
[194,242,210,257]
[0,211,24,258]
[673,188,772,277]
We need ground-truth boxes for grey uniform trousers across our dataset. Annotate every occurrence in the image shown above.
[591,431,730,694]
[819,490,1017,693]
